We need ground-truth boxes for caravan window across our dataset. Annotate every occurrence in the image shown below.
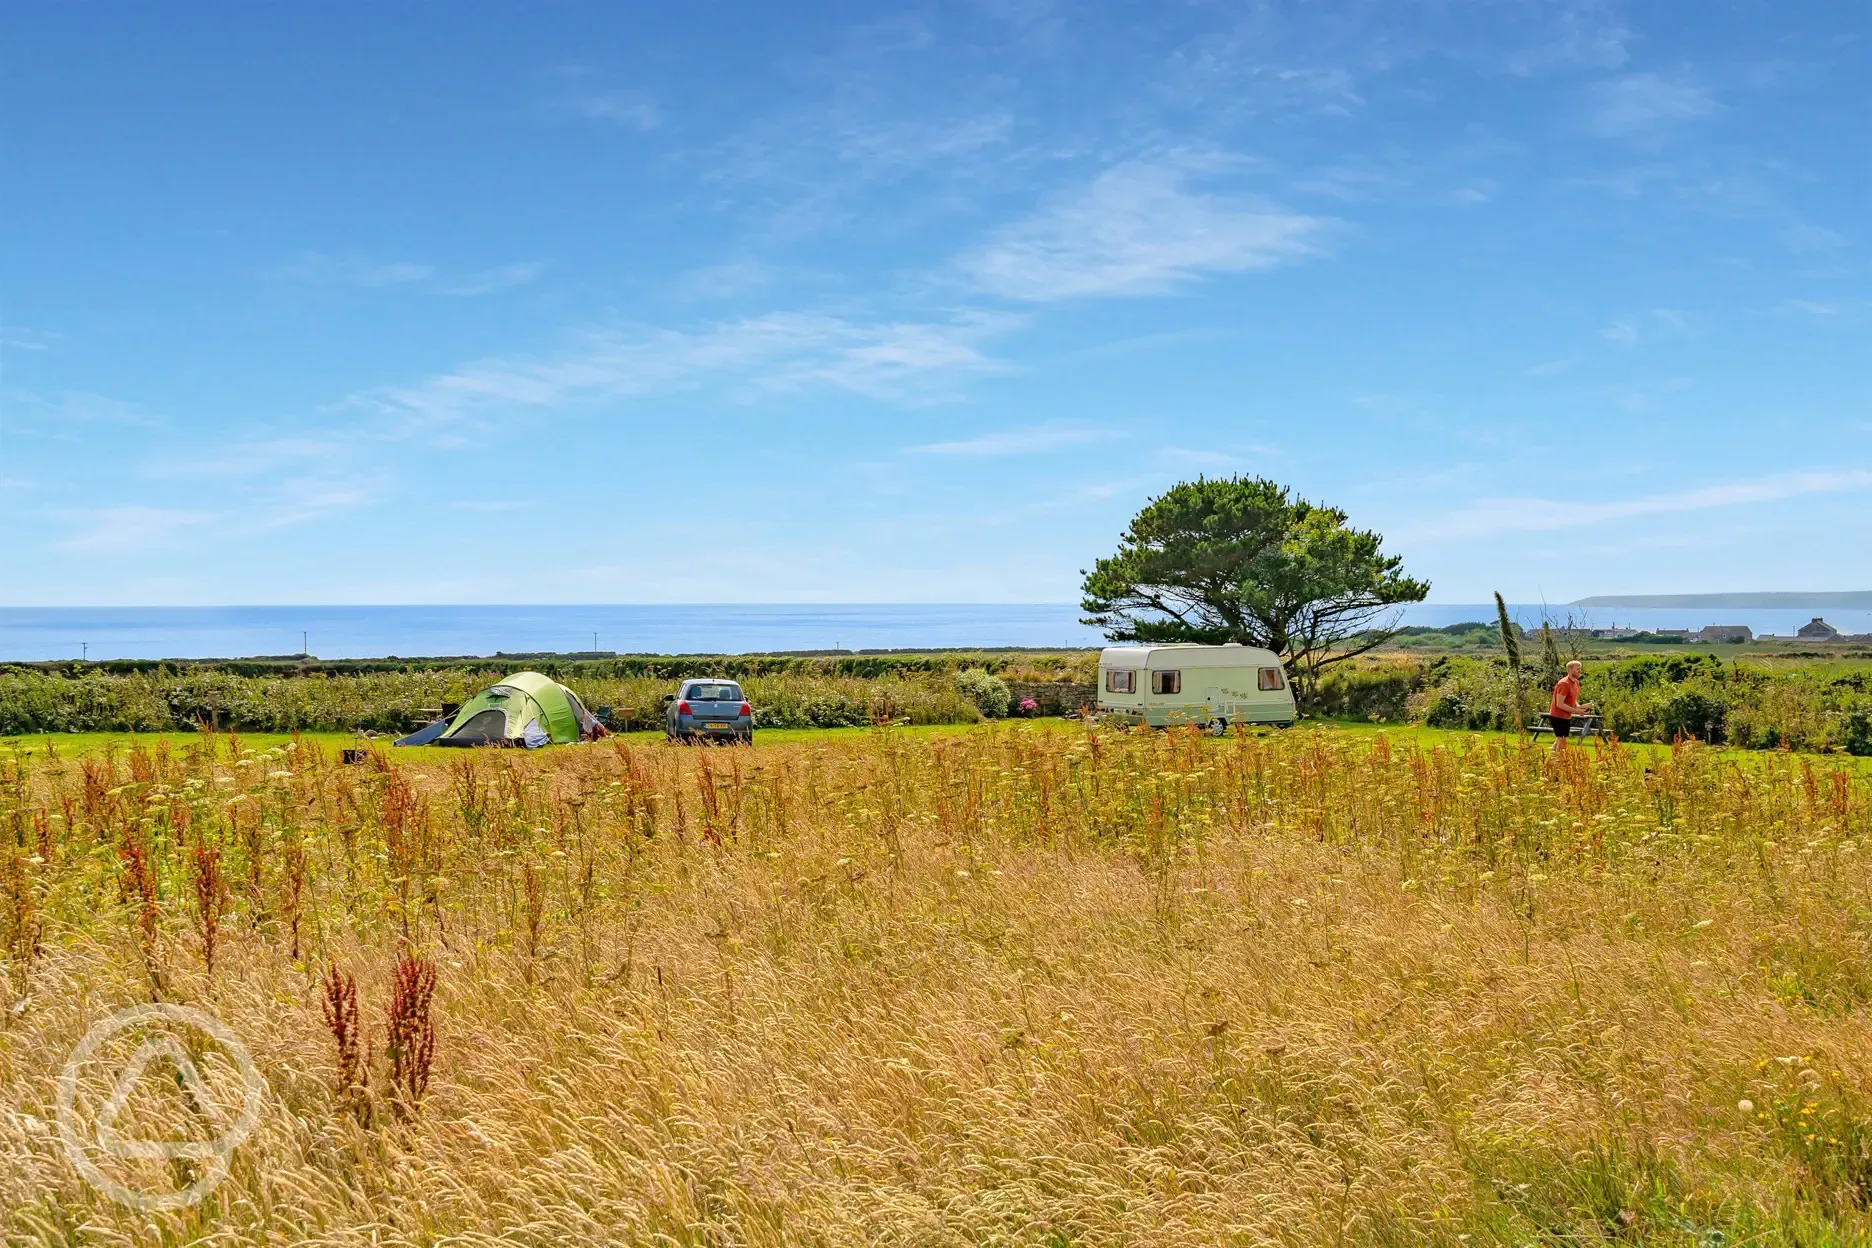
[1150,670,1181,695]
[1105,669,1135,694]
[1258,667,1285,691]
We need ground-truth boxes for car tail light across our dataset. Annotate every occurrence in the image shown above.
[676,700,691,715]
[739,702,751,717]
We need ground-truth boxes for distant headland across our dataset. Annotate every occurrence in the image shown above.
[1571,592,1872,609]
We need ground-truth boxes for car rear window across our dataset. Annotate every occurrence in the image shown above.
[688,683,743,701]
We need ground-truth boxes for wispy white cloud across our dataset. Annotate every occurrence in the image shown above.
[1524,358,1572,377]
[269,253,435,287]
[1601,317,1641,346]
[1602,307,1688,346]
[1442,180,1499,205]
[775,313,1019,398]
[1503,3,1632,73]
[1586,72,1717,139]
[545,67,662,130]
[441,262,546,297]
[0,325,51,352]
[55,506,211,553]
[450,499,533,513]
[1051,326,1234,364]
[980,473,1165,523]
[909,425,1117,457]
[702,104,1017,242]
[252,477,376,531]
[957,160,1325,301]
[571,90,661,130]
[828,112,1014,175]
[1162,2,1630,126]
[145,438,336,479]
[1780,298,1853,317]
[270,253,542,297]
[695,5,1016,214]
[565,90,662,131]
[1779,223,1848,255]
[1610,375,1694,413]
[1351,391,1418,413]
[1157,444,1281,472]
[350,310,1021,429]
[675,260,775,301]
[1407,468,1872,541]
[13,391,157,428]
[52,471,377,555]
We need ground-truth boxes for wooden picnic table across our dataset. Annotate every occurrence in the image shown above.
[1528,712,1605,740]
[596,705,640,731]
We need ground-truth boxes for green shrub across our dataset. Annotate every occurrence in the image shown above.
[1606,652,1725,690]
[1655,686,1726,743]
[1421,693,1468,729]
[1309,663,1416,720]
[0,666,988,735]
[1409,660,1514,731]
[952,669,1011,719]
[1843,709,1872,757]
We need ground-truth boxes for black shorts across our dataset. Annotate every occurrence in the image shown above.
[1549,716,1572,738]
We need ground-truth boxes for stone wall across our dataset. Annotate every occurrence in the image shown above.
[1005,680,1097,717]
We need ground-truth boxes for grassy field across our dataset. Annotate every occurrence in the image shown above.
[5,721,1872,1243]
[0,718,1741,766]
[0,724,972,762]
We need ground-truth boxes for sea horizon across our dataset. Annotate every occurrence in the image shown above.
[4,602,1871,663]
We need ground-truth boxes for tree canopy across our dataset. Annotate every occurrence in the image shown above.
[1080,476,1428,690]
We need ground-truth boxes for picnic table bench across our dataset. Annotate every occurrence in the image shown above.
[1528,712,1605,740]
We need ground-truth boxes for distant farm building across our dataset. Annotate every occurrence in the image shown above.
[1696,625,1753,643]
[1798,617,1841,641]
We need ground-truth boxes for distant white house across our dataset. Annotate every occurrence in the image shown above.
[1696,625,1753,643]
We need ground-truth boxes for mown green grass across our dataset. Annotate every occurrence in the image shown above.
[0,720,1013,762]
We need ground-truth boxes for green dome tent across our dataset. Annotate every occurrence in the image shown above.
[398,671,597,748]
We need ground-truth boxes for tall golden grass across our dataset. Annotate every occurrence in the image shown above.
[2,724,1871,1244]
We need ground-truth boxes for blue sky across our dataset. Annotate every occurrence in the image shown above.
[2,1,1866,606]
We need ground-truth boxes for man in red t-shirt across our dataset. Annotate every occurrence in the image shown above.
[1549,660,1588,747]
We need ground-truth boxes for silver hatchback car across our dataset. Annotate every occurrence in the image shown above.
[663,679,754,743]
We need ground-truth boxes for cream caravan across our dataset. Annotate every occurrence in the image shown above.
[1097,643,1295,730]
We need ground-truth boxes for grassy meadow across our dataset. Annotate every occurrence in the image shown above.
[4,722,1872,1243]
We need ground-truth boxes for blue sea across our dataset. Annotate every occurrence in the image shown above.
[2,604,1869,662]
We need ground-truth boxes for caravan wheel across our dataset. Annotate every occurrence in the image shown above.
[1207,717,1229,738]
